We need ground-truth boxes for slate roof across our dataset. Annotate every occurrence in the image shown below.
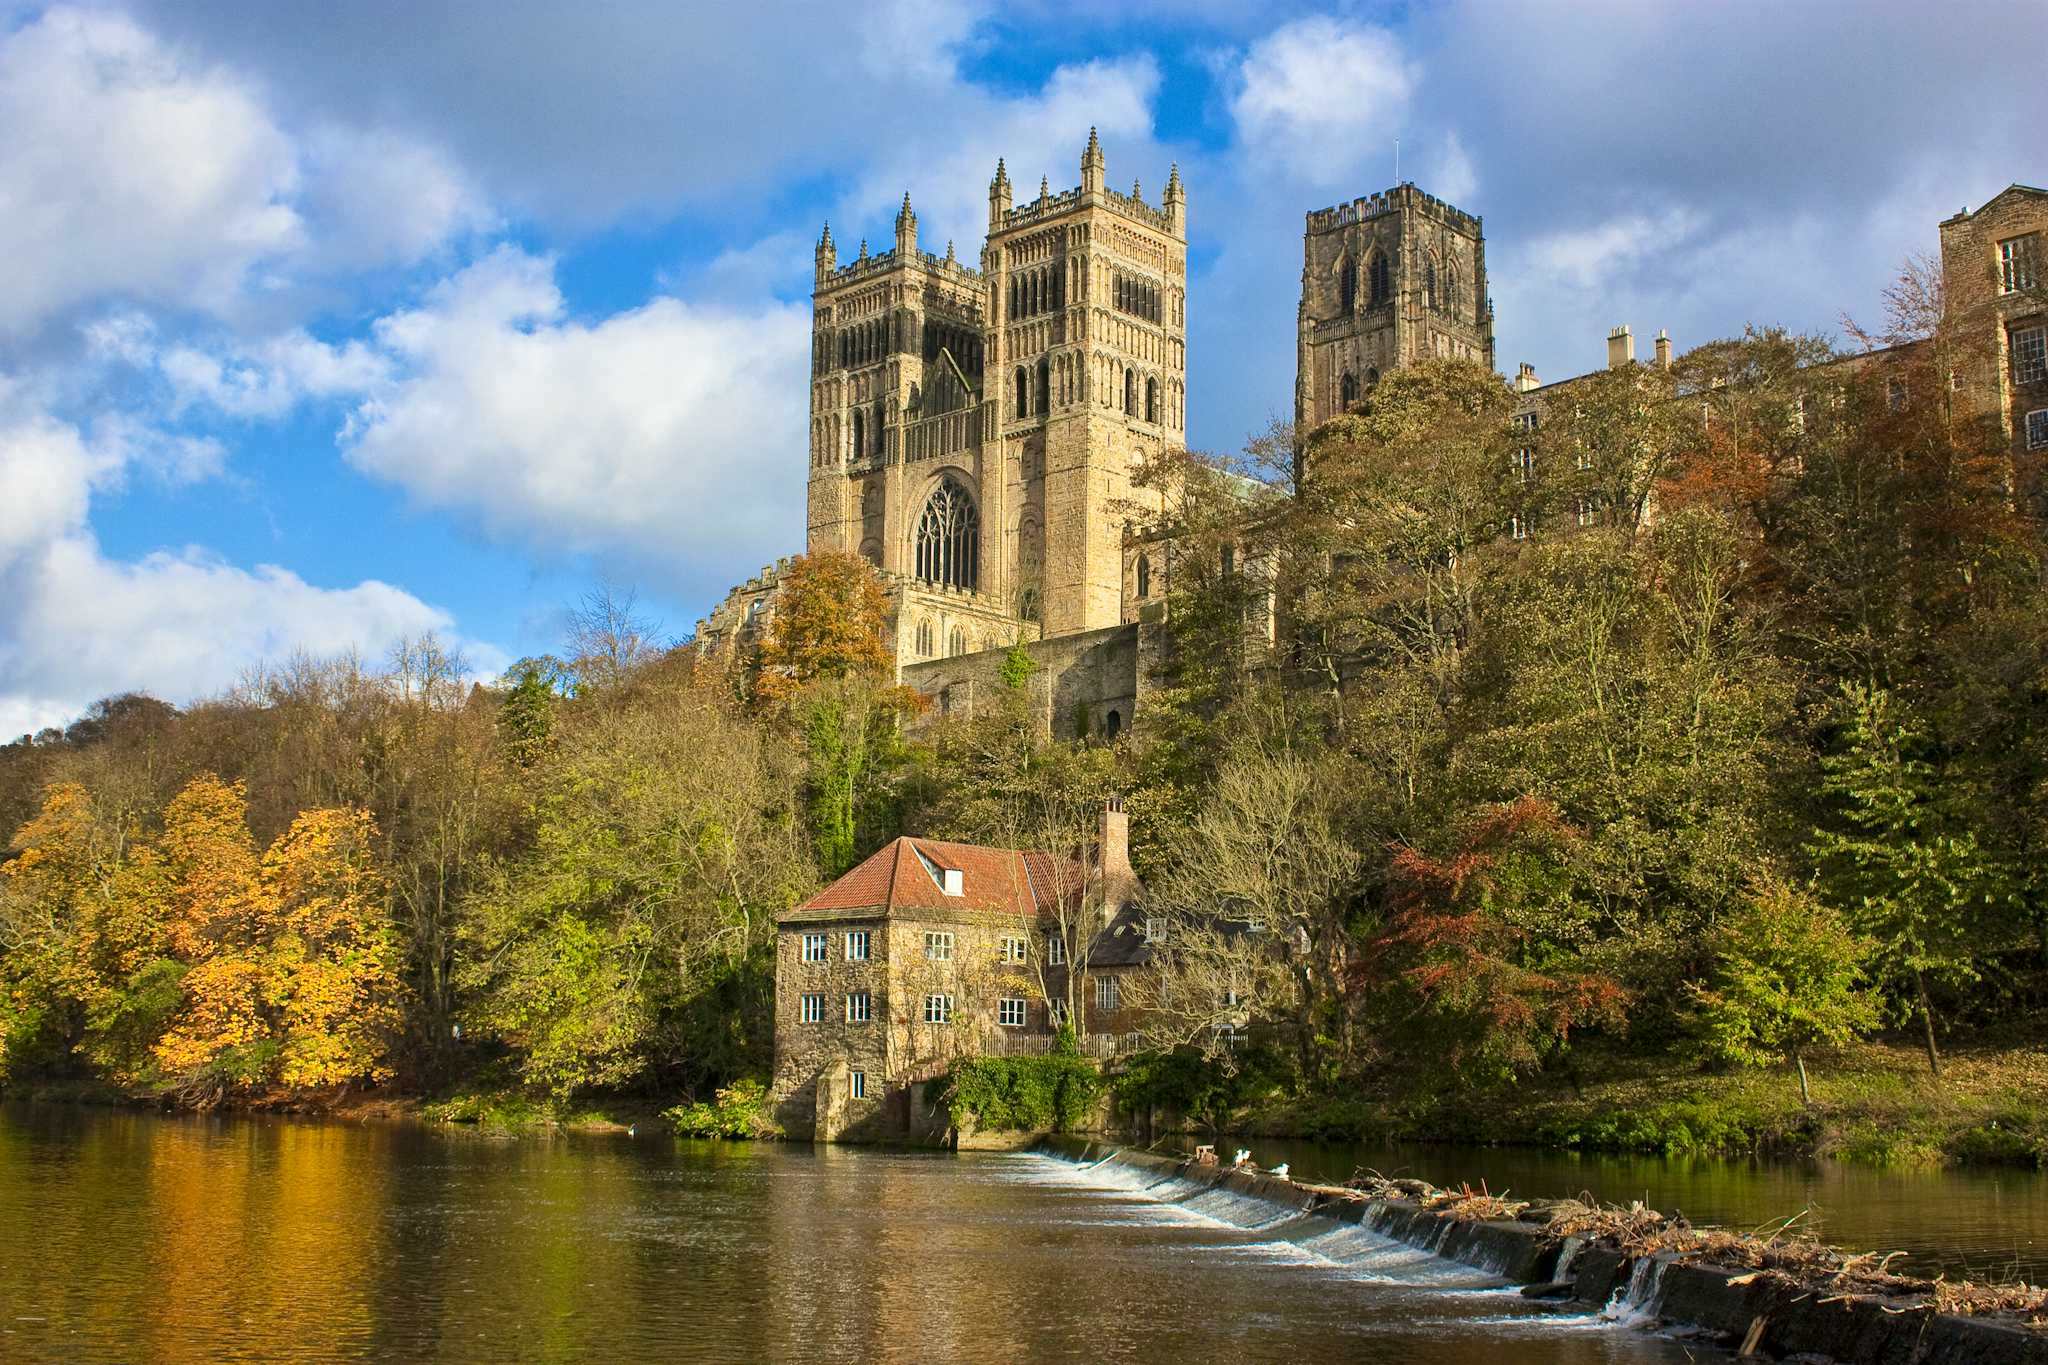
[791,836,1085,919]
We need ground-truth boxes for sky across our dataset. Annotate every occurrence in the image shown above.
[0,0,2041,737]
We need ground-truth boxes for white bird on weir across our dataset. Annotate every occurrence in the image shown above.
[1271,1163,1290,1181]
[1233,1148,1251,1167]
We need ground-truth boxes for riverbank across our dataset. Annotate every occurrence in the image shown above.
[1235,1021,2048,1170]
[0,1076,664,1133]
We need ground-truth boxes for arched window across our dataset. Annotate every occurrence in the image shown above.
[1339,256,1356,314]
[1340,372,1358,409]
[1014,367,1029,418]
[1424,257,1438,309]
[915,477,980,590]
[1136,555,1151,599]
[1369,252,1390,307]
[1124,369,1136,416]
[850,409,864,459]
[1037,357,1050,416]
[1445,261,1461,312]
[915,619,933,656]
[948,626,965,656]
[1145,377,1158,424]
[1366,366,1380,387]
[1104,709,1122,741]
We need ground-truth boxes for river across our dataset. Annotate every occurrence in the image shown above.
[0,1105,2038,1362]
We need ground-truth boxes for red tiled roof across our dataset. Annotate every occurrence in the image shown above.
[793,837,1084,918]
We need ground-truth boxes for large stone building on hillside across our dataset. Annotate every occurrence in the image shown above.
[695,153,2047,737]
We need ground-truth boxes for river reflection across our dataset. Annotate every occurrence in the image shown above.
[0,1106,1710,1364]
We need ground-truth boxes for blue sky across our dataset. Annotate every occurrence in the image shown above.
[1,0,2041,735]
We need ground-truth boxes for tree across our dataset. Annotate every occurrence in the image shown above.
[757,552,891,694]
[1689,879,1879,1103]
[1809,683,2005,1077]
[1376,797,1630,1082]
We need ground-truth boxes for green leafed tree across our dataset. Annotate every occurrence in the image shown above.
[1689,879,1880,1103]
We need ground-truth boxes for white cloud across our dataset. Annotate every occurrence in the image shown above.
[340,247,811,590]
[0,6,489,343]
[0,382,493,737]
[1230,17,1416,189]
[0,7,303,338]
[1521,209,1704,292]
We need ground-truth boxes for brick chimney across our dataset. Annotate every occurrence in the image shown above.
[1654,329,1672,370]
[1607,325,1634,369]
[1098,798,1131,881]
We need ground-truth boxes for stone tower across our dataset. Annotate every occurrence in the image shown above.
[803,133,1185,643]
[984,130,1186,635]
[1296,183,1494,430]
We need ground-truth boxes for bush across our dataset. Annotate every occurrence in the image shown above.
[943,1035,1103,1132]
[665,1078,779,1139]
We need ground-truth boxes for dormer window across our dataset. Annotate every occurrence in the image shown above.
[912,845,964,896]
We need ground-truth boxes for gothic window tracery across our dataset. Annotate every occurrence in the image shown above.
[915,619,934,656]
[949,626,965,656]
[1368,252,1390,307]
[915,477,980,590]
[1339,255,1356,314]
[1340,372,1359,409]
[1424,256,1439,309]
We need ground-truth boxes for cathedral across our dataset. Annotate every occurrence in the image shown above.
[695,135,2046,738]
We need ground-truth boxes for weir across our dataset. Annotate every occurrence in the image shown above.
[1033,1138,2048,1364]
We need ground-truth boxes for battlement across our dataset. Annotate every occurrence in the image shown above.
[819,245,983,291]
[996,182,1175,236]
[1306,183,1481,236]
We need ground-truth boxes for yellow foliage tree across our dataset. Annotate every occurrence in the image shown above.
[756,551,892,699]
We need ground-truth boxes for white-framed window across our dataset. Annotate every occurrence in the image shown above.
[849,1070,867,1099]
[1045,933,1066,965]
[802,932,827,962]
[924,993,953,1024]
[1513,446,1535,482]
[2026,408,2048,452]
[1143,916,1164,943]
[998,997,1027,1027]
[845,930,870,962]
[999,935,1028,964]
[1576,498,1595,528]
[1048,999,1068,1027]
[800,993,824,1023]
[846,991,871,1022]
[1510,514,1528,541]
[2014,326,2047,386]
[1095,976,1121,1011]
[1514,411,1540,432]
[924,931,953,961]
[2001,233,2040,294]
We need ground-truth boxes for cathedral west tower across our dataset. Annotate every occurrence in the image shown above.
[804,132,1185,646]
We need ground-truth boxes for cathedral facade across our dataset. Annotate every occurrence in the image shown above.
[804,131,1186,651]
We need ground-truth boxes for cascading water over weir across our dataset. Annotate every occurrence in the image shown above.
[1025,1139,2048,1363]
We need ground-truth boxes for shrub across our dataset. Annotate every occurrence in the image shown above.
[666,1078,780,1139]
[942,1037,1103,1132]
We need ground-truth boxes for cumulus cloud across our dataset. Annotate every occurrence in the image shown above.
[0,382,489,738]
[340,247,811,591]
[1230,16,1416,189]
[0,7,303,339]
[0,6,487,343]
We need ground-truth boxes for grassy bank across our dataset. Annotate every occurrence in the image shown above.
[1240,1020,2048,1169]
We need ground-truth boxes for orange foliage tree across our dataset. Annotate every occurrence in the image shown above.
[1374,796,1630,1080]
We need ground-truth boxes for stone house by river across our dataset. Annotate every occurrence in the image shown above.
[768,800,1150,1142]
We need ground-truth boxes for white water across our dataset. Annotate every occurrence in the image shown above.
[1016,1150,1702,1354]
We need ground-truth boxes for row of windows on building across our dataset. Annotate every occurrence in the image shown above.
[1112,272,1163,324]
[1009,359,1165,425]
[799,924,1162,968]
[1009,265,1065,321]
[795,978,1122,1028]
